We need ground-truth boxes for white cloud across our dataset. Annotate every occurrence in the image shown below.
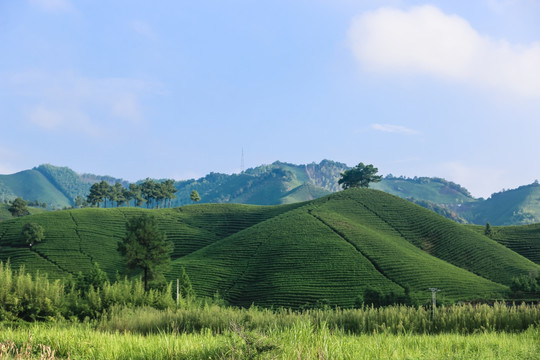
[27,105,101,137]
[28,106,63,129]
[131,20,157,40]
[112,94,142,123]
[29,0,75,13]
[348,5,540,98]
[371,123,419,135]
[4,70,158,137]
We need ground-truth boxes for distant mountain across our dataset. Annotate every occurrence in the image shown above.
[0,164,127,211]
[373,175,475,205]
[458,182,540,225]
[169,160,347,206]
[1,161,539,226]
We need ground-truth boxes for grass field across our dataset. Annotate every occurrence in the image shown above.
[1,320,538,359]
[1,262,539,359]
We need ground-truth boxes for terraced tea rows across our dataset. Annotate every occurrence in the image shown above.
[1,189,539,308]
[325,190,538,286]
[0,204,300,280]
[467,224,540,265]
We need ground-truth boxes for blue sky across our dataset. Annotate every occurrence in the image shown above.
[1,0,539,198]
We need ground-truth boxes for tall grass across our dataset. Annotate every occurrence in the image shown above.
[2,261,539,335]
[1,322,539,360]
[97,303,540,336]
[0,261,174,321]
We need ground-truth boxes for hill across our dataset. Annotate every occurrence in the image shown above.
[169,160,346,206]
[0,169,73,209]
[467,223,540,265]
[2,162,540,226]
[373,175,475,205]
[1,189,537,308]
[459,182,540,225]
[0,203,48,222]
[0,165,127,210]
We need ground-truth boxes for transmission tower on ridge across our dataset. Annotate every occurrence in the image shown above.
[241,148,245,173]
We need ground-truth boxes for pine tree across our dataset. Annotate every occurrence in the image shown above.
[118,214,173,291]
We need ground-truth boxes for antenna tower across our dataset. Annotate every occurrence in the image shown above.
[241,148,245,173]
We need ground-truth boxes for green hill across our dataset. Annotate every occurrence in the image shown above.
[459,182,540,225]
[0,170,73,209]
[0,203,48,222]
[1,189,537,308]
[279,183,331,204]
[170,160,347,206]
[2,162,540,226]
[467,223,540,265]
[373,176,475,205]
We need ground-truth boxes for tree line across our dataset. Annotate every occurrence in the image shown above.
[86,179,181,209]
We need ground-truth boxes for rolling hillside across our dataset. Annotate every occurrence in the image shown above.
[0,203,48,222]
[1,162,540,225]
[1,189,537,308]
[373,175,475,205]
[0,169,73,209]
[467,223,540,265]
[459,182,540,225]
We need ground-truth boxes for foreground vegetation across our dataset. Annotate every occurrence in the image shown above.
[1,262,539,334]
[1,262,539,359]
[1,322,538,360]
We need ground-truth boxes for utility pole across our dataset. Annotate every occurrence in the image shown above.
[177,278,180,308]
[429,288,440,319]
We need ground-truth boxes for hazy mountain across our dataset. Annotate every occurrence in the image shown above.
[1,161,539,226]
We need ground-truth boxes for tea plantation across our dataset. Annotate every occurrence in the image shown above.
[0,189,538,308]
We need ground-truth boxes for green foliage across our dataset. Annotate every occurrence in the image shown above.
[485,222,493,237]
[510,273,540,297]
[9,197,29,217]
[338,163,382,189]
[87,180,111,208]
[190,190,201,204]
[21,223,44,247]
[0,261,175,321]
[118,214,174,291]
[178,266,195,299]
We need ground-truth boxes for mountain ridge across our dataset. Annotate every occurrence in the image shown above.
[1,161,539,225]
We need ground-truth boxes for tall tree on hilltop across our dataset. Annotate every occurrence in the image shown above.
[129,183,144,207]
[9,197,29,217]
[338,163,382,189]
[118,214,173,291]
[111,183,127,207]
[87,180,111,207]
[99,180,112,208]
[190,190,201,204]
[163,180,178,208]
[141,178,157,209]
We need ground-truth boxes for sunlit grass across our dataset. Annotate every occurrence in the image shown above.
[1,322,538,359]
